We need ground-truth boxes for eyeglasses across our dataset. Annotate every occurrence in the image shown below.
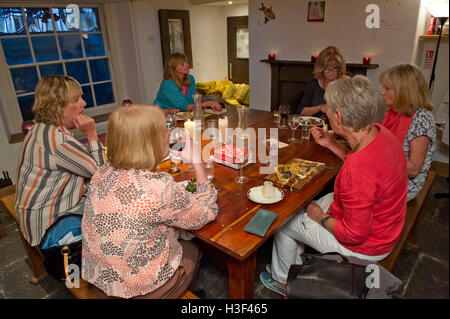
[323,66,339,72]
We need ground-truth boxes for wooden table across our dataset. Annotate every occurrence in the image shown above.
[158,107,343,298]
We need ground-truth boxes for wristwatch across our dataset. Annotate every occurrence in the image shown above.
[321,215,332,228]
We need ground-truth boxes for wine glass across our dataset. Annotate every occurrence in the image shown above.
[166,113,177,130]
[169,130,183,173]
[288,114,300,142]
[279,104,290,129]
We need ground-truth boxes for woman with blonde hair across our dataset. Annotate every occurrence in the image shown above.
[82,105,218,299]
[153,52,223,114]
[379,63,436,201]
[15,75,105,257]
[295,46,348,118]
[261,76,408,296]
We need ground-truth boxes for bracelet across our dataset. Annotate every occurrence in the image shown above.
[321,215,332,229]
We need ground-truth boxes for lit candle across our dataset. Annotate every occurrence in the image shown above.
[218,116,228,143]
[268,54,276,60]
[363,57,371,64]
[311,55,318,63]
[184,119,196,137]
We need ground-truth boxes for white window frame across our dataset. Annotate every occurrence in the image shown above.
[0,2,119,139]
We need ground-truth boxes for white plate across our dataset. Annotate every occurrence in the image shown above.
[298,116,323,127]
[247,185,284,204]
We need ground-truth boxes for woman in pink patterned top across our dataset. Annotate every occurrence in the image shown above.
[81,105,218,299]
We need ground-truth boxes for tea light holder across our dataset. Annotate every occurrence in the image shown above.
[268,54,276,61]
[311,55,318,63]
[363,57,371,64]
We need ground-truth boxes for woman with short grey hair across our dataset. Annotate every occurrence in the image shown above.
[260,75,409,296]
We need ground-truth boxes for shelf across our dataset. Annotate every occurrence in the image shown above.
[419,34,449,39]
[260,59,379,69]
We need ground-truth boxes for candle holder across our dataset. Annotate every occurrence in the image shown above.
[311,55,318,63]
[363,57,371,65]
[268,54,276,61]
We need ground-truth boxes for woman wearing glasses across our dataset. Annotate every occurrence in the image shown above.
[296,46,349,118]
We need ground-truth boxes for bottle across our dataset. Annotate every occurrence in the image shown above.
[192,94,205,131]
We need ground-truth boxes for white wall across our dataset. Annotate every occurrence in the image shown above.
[249,0,424,123]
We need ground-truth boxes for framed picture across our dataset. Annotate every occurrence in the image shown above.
[158,10,193,67]
[307,1,325,22]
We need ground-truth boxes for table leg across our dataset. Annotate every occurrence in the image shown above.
[227,253,256,299]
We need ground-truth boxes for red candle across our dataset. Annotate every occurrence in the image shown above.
[363,57,371,64]
[311,55,318,63]
[268,54,276,60]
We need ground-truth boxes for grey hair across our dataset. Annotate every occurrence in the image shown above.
[324,75,377,131]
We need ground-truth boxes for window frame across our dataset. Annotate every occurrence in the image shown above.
[0,2,119,139]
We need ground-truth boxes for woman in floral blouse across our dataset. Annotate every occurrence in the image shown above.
[82,105,218,299]
[379,63,436,201]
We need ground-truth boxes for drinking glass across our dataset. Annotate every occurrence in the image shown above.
[273,110,281,127]
[203,161,215,182]
[288,114,300,142]
[301,125,311,140]
[166,113,177,130]
[279,104,290,129]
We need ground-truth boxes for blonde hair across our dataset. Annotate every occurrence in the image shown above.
[163,52,191,91]
[324,75,377,131]
[32,75,82,126]
[379,63,433,116]
[107,105,166,170]
[313,46,347,79]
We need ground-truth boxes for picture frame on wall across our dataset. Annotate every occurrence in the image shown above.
[158,9,193,67]
[307,1,325,22]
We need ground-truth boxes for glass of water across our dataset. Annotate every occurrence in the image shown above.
[203,161,214,182]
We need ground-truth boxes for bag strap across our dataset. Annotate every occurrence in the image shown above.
[62,246,70,279]
[301,252,350,263]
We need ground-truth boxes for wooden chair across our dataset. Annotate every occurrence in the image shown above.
[379,171,437,271]
[0,185,48,285]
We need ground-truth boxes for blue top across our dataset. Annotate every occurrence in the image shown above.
[153,74,196,111]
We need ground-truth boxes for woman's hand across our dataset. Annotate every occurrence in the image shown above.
[202,101,223,112]
[163,108,180,115]
[310,126,334,149]
[306,201,325,224]
[73,114,97,141]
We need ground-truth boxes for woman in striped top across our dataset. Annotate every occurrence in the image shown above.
[15,75,106,247]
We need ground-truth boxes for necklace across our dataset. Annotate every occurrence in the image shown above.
[352,125,374,153]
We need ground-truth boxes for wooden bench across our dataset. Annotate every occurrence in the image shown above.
[379,171,437,272]
[65,278,199,299]
[0,185,199,299]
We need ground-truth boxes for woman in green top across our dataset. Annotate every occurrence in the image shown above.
[153,53,223,114]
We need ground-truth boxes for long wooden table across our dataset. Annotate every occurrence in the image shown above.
[158,107,343,299]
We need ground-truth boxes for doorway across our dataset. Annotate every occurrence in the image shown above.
[227,16,249,84]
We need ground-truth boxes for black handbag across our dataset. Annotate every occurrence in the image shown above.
[286,252,369,299]
[39,215,83,282]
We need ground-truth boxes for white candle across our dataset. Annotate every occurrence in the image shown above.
[218,116,228,143]
[263,181,275,198]
[184,119,196,137]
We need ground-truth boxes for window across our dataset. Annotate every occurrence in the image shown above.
[0,5,115,126]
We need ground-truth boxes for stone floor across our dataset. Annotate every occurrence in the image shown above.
[0,175,448,299]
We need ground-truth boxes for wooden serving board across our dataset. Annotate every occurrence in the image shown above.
[265,158,326,192]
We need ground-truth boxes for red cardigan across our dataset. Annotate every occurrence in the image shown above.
[329,124,408,256]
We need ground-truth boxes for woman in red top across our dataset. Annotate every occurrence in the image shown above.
[260,76,408,296]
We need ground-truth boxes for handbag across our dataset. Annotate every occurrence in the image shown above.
[286,252,369,299]
[39,215,83,282]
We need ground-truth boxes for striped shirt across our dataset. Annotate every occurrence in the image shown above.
[15,122,106,246]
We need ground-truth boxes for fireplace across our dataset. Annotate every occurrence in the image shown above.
[261,59,379,111]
